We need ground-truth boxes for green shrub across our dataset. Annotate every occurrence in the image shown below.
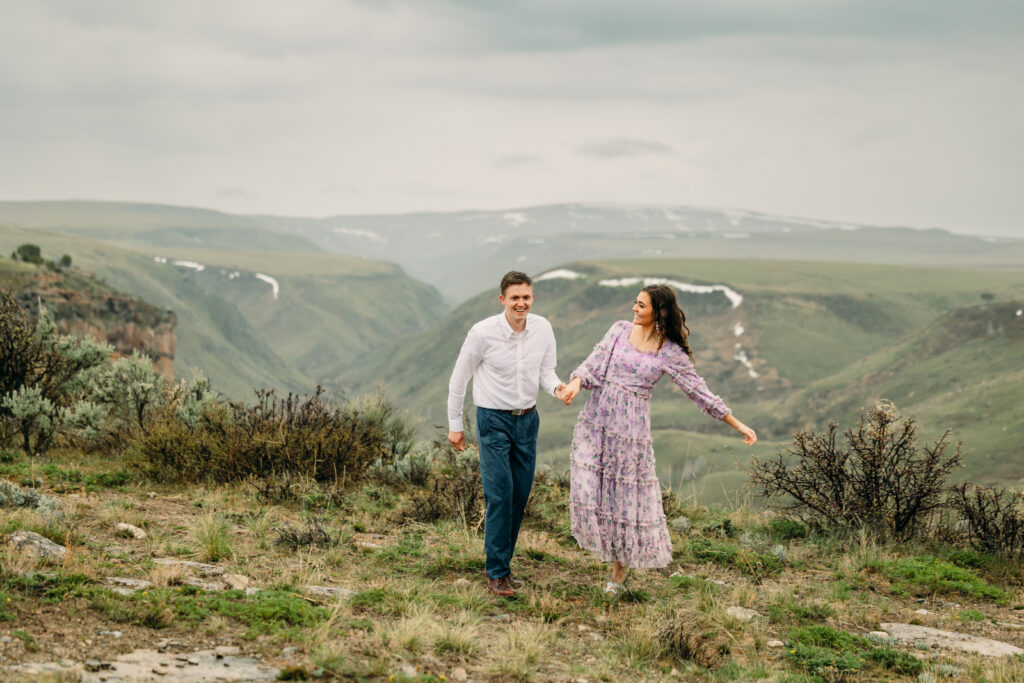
[127,387,390,486]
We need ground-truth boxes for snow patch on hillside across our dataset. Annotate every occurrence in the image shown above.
[537,269,584,281]
[733,322,744,336]
[503,212,530,227]
[333,228,385,243]
[733,350,759,378]
[155,256,205,272]
[598,277,743,308]
[255,273,279,299]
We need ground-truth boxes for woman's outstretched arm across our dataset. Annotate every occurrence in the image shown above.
[722,414,757,445]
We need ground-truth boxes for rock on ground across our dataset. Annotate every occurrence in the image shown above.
[7,530,66,564]
[726,606,760,622]
[880,622,1024,657]
[115,522,147,539]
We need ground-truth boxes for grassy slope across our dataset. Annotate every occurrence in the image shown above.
[345,259,1024,501]
[0,225,446,398]
[3,449,1024,682]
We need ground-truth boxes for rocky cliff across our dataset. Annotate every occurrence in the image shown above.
[0,261,177,377]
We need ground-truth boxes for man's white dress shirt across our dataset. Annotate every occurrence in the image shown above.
[447,312,561,432]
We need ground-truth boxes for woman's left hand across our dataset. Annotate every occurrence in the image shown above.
[738,425,757,445]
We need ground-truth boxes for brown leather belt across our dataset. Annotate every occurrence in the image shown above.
[504,405,536,416]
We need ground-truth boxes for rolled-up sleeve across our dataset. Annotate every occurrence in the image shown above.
[663,344,731,421]
[447,328,482,432]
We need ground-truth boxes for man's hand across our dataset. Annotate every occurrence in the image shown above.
[560,377,581,405]
[448,430,467,451]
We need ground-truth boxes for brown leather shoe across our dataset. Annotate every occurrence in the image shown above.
[487,576,515,597]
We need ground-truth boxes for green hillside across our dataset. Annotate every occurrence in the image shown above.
[344,259,1024,501]
[0,225,446,398]
[766,299,1024,484]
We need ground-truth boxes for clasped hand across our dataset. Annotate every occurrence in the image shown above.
[554,378,581,406]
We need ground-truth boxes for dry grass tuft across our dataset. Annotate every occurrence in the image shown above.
[658,610,731,669]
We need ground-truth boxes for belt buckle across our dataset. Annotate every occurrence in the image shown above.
[509,408,526,416]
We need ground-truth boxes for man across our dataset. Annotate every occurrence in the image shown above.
[448,271,565,597]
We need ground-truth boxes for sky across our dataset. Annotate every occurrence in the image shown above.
[1,0,1022,237]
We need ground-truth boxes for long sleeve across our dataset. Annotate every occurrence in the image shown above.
[447,328,483,432]
[538,324,561,397]
[663,343,731,421]
[571,321,625,390]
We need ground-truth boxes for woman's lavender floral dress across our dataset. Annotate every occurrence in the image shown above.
[569,320,731,568]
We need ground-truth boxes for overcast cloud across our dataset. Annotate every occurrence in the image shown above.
[1,0,1021,236]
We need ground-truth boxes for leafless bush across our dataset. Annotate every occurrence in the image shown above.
[400,438,483,526]
[948,483,1024,559]
[750,403,962,540]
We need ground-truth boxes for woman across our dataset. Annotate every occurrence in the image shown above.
[560,284,757,593]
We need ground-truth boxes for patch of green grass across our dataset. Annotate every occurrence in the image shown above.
[687,537,782,580]
[107,588,330,638]
[0,591,15,621]
[864,647,924,676]
[958,609,987,622]
[12,629,40,652]
[881,556,1007,602]
[768,596,835,624]
[767,518,808,541]
[786,626,923,678]
[2,572,93,603]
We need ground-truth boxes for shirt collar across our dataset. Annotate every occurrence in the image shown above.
[498,312,529,339]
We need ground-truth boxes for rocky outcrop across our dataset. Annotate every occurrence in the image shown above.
[5,266,176,377]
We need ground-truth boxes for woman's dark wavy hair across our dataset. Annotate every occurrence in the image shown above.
[642,284,693,360]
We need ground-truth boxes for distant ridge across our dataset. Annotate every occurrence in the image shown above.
[2,200,1021,302]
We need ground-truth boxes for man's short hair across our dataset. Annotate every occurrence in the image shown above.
[500,271,533,295]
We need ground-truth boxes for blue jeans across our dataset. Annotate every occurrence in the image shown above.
[476,406,539,580]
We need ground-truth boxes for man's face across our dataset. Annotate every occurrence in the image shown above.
[500,283,534,326]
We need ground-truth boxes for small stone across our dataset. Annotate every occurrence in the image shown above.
[400,662,418,677]
[98,630,124,638]
[767,640,785,648]
[453,578,472,588]
[85,660,103,672]
[222,573,250,591]
[153,666,167,675]
[577,624,591,631]
[282,647,298,657]
[147,491,157,498]
[588,632,604,641]
[451,667,468,682]
[915,609,931,616]
[726,606,760,622]
[59,659,76,668]
[187,657,200,665]
[0,636,12,644]
[115,522,147,540]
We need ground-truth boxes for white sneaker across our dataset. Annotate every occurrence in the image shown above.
[604,581,625,595]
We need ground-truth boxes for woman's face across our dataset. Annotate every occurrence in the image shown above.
[632,291,654,327]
